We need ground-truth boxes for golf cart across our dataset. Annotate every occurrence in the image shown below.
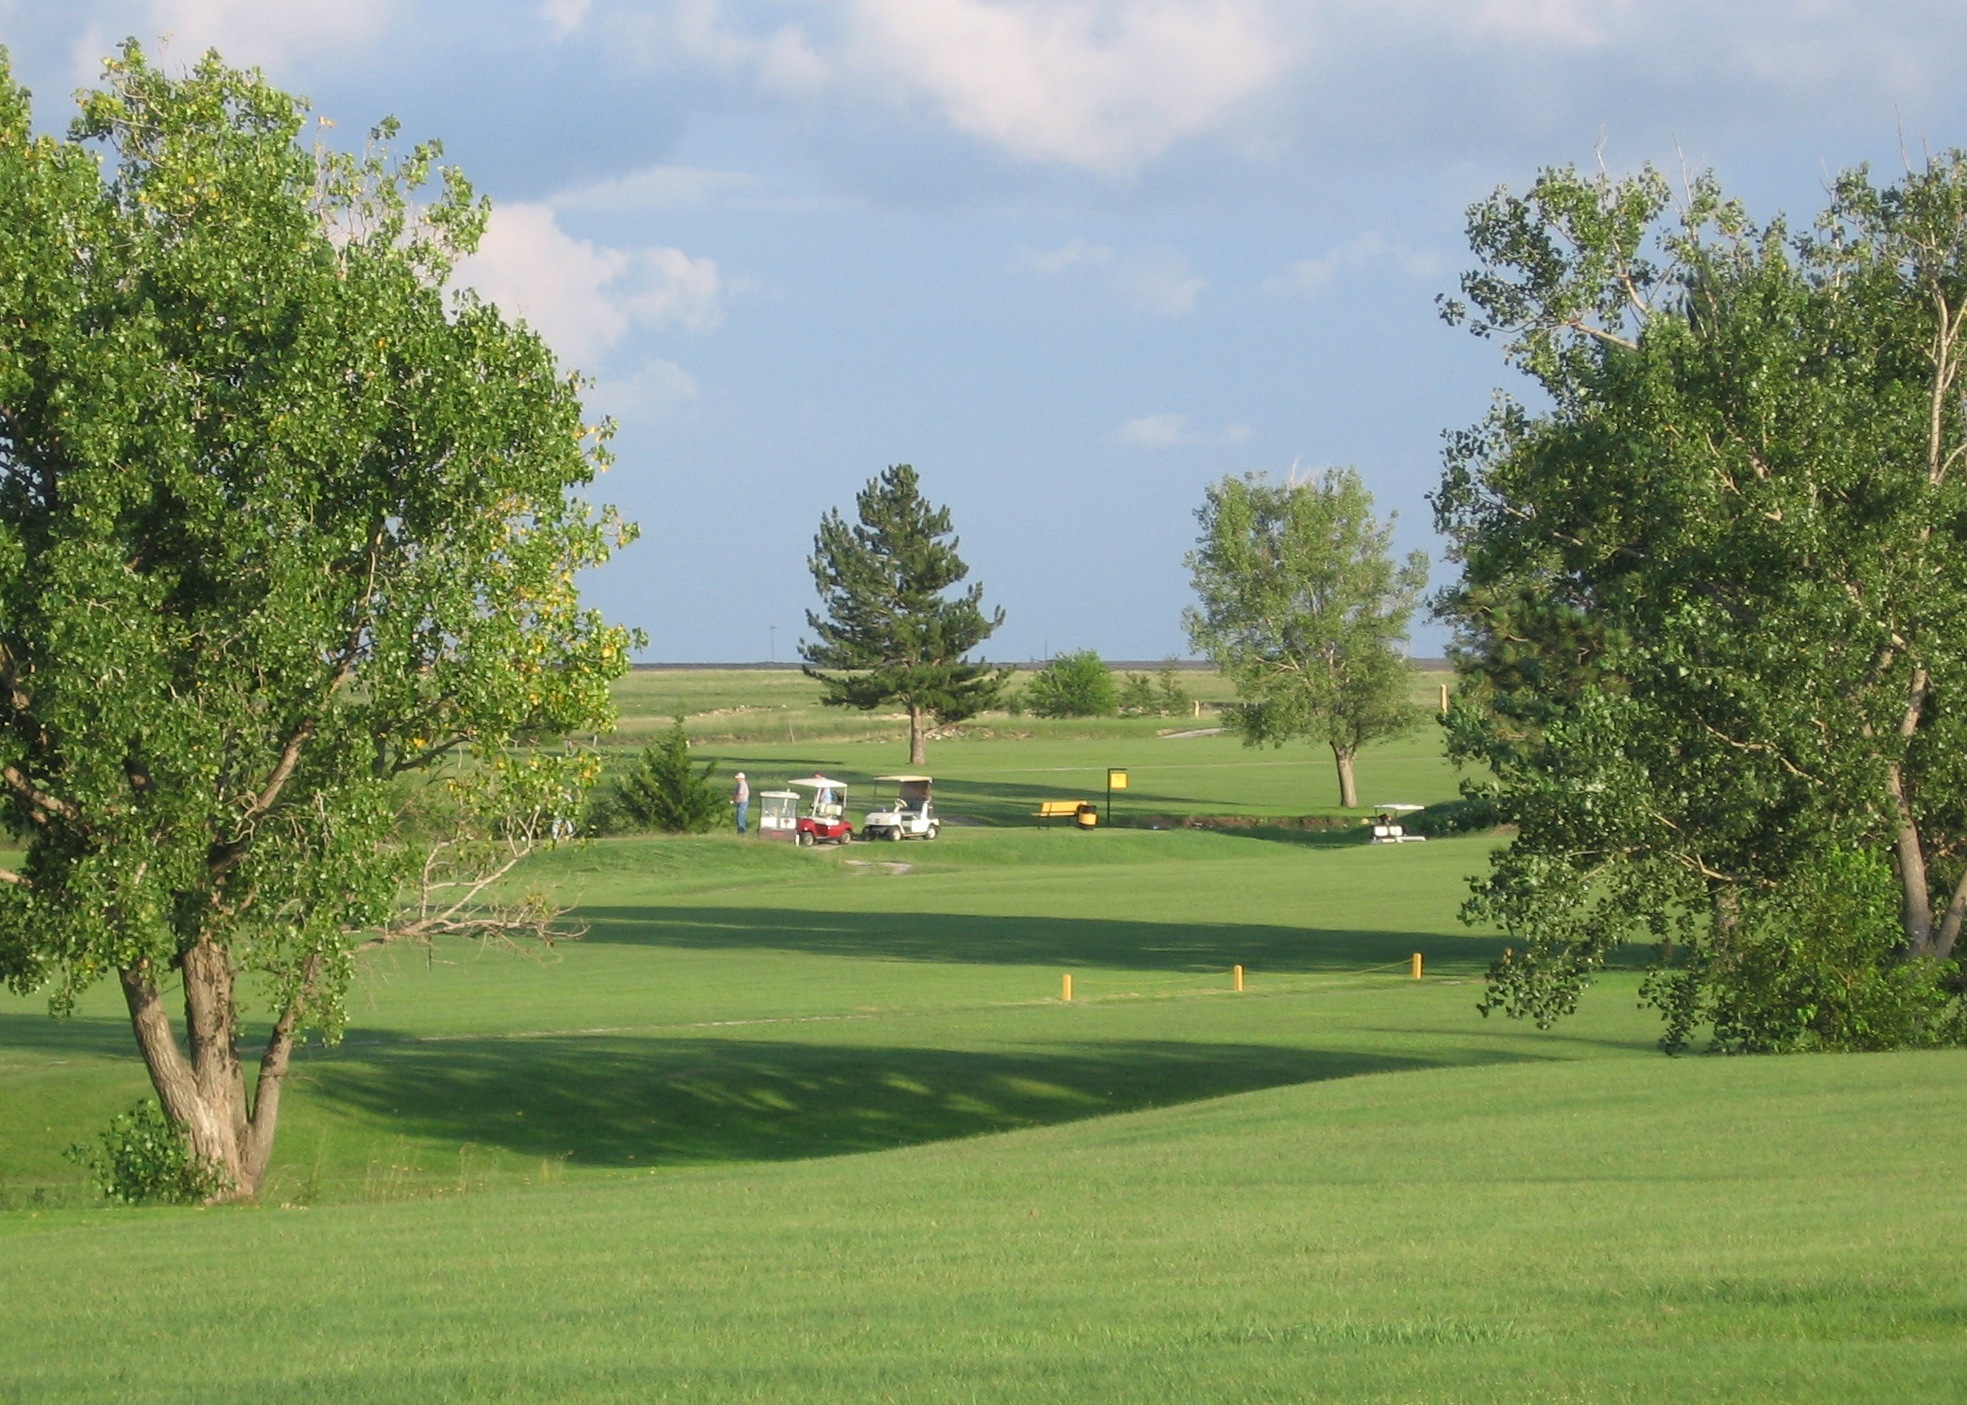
[756,789,801,842]
[1367,803,1426,844]
[862,775,939,842]
[787,775,854,846]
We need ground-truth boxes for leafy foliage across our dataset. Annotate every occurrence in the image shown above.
[1026,650,1118,718]
[67,1100,230,1206]
[1185,470,1427,806]
[802,464,1006,763]
[602,720,730,834]
[0,47,634,1194]
[1438,156,1967,1049]
[1643,850,1963,1055]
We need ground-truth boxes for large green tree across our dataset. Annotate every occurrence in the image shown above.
[802,464,1006,765]
[0,48,634,1197]
[1436,156,1967,1050]
[1185,470,1427,807]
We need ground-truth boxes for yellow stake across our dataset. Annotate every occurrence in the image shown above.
[1062,972,1073,1003]
[1411,952,1424,980]
[1233,963,1244,993]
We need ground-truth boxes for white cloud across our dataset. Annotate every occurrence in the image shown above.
[665,0,832,94]
[540,0,592,41]
[1262,232,1442,301]
[1020,239,1204,316]
[1117,413,1252,448]
[553,165,756,213]
[586,358,702,422]
[847,0,1284,174]
[454,203,725,367]
[655,0,1285,176]
[1019,237,1114,276]
[143,0,389,67]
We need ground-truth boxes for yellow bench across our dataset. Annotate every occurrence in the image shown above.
[1034,799,1098,827]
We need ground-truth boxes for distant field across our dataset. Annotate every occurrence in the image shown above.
[6,667,1961,1403]
[607,663,1452,750]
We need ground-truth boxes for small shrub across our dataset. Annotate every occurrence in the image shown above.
[1025,650,1117,718]
[67,1099,229,1205]
[599,717,730,834]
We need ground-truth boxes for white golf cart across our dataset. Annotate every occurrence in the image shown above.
[862,774,939,842]
[1368,803,1427,844]
[756,788,802,842]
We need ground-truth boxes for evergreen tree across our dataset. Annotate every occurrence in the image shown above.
[608,719,729,834]
[802,465,1007,764]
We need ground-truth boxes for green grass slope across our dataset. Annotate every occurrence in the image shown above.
[4,1048,1963,1403]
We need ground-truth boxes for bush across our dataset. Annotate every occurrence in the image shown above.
[1642,848,1967,1054]
[1411,796,1500,837]
[67,1100,229,1205]
[596,717,730,834]
[1025,650,1117,718]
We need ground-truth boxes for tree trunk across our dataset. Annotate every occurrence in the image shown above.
[1331,744,1358,808]
[1889,668,1935,957]
[909,705,927,766]
[117,945,306,1202]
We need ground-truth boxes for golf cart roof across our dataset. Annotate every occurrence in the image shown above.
[786,775,849,791]
[1374,803,1425,813]
[758,789,799,800]
[873,774,933,784]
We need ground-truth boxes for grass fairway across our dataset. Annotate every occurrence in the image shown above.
[3,676,1964,1401]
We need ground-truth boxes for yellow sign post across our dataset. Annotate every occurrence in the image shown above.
[1106,768,1128,825]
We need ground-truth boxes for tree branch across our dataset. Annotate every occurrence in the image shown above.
[2,764,78,826]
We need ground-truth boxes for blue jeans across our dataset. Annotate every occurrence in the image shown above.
[735,801,748,834]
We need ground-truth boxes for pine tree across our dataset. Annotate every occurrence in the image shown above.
[609,719,730,834]
[802,465,1007,765]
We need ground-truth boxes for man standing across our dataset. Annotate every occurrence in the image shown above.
[733,771,750,835]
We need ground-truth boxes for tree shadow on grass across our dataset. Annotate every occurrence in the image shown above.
[575,905,1510,975]
[296,1033,1450,1169]
[0,1010,137,1060]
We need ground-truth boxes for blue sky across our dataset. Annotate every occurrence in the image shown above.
[5,2,1966,661]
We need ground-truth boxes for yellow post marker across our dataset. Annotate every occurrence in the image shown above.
[1439,682,1450,712]
[1062,972,1074,1003]
[1411,952,1424,980]
[1233,963,1244,993]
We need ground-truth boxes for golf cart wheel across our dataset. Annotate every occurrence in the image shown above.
[796,830,813,847]
[925,824,939,840]
[886,826,902,841]
[841,829,853,845]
